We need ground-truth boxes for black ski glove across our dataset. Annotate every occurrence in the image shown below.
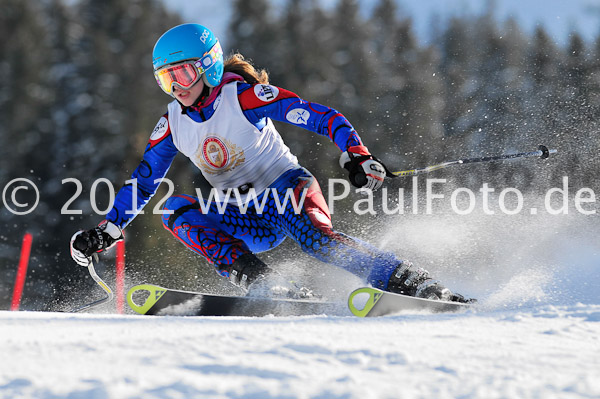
[70,220,123,266]
[339,145,387,190]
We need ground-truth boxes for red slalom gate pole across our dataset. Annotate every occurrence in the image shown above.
[11,233,33,311]
[115,238,125,314]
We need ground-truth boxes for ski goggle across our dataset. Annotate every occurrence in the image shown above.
[154,41,223,94]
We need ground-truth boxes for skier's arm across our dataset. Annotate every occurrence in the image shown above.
[70,115,178,266]
[106,115,178,229]
[237,83,363,151]
[238,83,386,190]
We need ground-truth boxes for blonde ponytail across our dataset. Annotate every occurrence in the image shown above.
[223,53,269,84]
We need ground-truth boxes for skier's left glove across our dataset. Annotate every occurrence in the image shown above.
[339,145,387,191]
[70,220,123,267]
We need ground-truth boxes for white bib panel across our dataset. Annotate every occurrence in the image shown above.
[167,82,298,199]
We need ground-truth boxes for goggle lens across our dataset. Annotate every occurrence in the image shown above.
[154,41,223,95]
[155,62,199,94]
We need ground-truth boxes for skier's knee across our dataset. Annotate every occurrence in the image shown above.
[161,194,199,231]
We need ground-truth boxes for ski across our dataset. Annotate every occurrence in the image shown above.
[348,287,472,317]
[127,284,472,318]
[126,284,344,317]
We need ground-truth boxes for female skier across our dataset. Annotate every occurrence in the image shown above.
[70,24,468,302]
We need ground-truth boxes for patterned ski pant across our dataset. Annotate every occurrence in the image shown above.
[161,167,401,289]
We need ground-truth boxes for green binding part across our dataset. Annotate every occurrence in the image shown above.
[347,287,383,317]
[126,284,168,315]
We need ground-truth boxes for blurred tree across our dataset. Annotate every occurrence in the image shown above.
[328,0,373,121]
[370,0,445,169]
[524,26,564,185]
[553,33,597,188]
[439,17,478,141]
[229,0,279,76]
[0,0,52,181]
[0,0,57,308]
[369,0,406,162]
[278,0,312,91]
[530,27,560,87]
[302,0,339,101]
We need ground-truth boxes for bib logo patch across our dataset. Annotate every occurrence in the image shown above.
[197,136,245,174]
[286,108,310,125]
[202,137,229,169]
[150,117,169,141]
[254,84,279,102]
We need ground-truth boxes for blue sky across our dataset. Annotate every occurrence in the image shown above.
[396,0,600,45]
[163,0,600,47]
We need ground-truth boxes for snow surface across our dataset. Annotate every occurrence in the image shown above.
[0,304,599,399]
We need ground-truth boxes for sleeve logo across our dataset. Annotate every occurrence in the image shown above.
[286,109,310,125]
[254,84,279,102]
[150,116,169,140]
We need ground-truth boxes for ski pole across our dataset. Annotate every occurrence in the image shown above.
[71,255,114,313]
[387,145,557,178]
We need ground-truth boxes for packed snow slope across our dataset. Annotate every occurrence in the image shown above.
[0,305,599,399]
[1,213,599,399]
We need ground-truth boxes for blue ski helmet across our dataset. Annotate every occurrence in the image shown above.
[152,24,224,88]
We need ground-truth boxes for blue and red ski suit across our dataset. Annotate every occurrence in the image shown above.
[106,73,401,289]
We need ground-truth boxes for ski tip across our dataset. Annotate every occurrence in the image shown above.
[126,284,168,315]
[347,287,382,317]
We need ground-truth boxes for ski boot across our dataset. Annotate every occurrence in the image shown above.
[223,253,271,291]
[225,253,314,299]
[386,261,472,303]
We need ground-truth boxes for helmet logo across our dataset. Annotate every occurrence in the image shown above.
[200,29,210,44]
